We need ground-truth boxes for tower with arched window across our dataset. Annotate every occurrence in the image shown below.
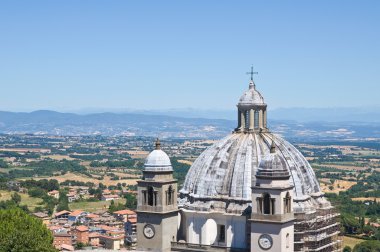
[136,139,179,252]
[250,141,295,252]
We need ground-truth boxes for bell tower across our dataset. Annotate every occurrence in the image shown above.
[250,141,295,252]
[136,139,179,252]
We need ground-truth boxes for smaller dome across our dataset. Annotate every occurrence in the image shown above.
[144,139,173,172]
[256,143,290,179]
[238,81,265,106]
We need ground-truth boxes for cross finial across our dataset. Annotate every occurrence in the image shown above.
[246,65,258,81]
[155,138,161,150]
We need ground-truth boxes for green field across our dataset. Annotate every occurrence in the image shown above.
[69,198,126,212]
[0,167,34,174]
[0,190,43,211]
[343,236,365,249]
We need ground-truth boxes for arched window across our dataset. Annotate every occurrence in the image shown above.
[263,193,271,214]
[286,233,290,248]
[284,192,291,213]
[167,185,174,205]
[245,110,249,129]
[147,186,154,206]
[254,110,259,129]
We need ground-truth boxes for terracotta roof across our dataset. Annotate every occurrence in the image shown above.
[102,194,119,198]
[76,225,88,232]
[54,233,71,237]
[60,244,75,251]
[106,230,124,235]
[89,232,101,238]
[102,189,111,194]
[68,210,84,217]
[48,225,62,231]
[100,234,125,240]
[96,225,114,231]
[33,212,49,218]
[54,210,71,217]
[371,223,380,228]
[113,209,136,215]
[86,213,100,219]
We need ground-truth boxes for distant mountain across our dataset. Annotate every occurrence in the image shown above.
[0,110,379,139]
[0,110,234,138]
[69,106,380,122]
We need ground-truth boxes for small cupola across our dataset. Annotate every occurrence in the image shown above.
[256,141,290,180]
[144,138,173,172]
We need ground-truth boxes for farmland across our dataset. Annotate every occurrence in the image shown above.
[0,134,379,248]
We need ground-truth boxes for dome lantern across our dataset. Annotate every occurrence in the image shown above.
[236,67,268,133]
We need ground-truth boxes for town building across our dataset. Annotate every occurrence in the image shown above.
[74,225,89,244]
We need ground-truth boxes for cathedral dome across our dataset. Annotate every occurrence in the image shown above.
[238,81,265,106]
[179,78,328,214]
[179,133,322,213]
[144,139,173,172]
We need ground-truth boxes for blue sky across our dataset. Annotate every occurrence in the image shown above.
[0,1,379,112]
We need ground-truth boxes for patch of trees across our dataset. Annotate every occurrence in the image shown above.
[353,240,380,252]
[90,159,140,169]
[171,158,191,187]
[6,160,86,178]
[0,193,29,213]
[0,151,41,159]
[56,190,70,212]
[69,154,108,160]
[340,172,380,198]
[125,193,137,209]
[21,179,59,191]
[0,208,56,251]
[60,180,95,187]
[0,159,8,168]
[327,193,380,220]
[108,200,126,213]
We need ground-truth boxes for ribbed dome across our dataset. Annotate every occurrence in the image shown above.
[144,140,173,172]
[179,132,324,213]
[238,81,265,106]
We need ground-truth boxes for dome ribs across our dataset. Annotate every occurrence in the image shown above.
[228,134,251,200]
[221,134,246,198]
[179,131,325,214]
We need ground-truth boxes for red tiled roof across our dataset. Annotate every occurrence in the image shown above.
[102,194,119,198]
[48,225,62,231]
[54,210,71,217]
[113,209,136,215]
[68,210,84,217]
[89,232,101,238]
[100,234,125,240]
[102,189,111,194]
[96,225,114,231]
[86,213,100,219]
[371,223,380,228]
[76,225,88,232]
[106,230,124,235]
[60,244,75,251]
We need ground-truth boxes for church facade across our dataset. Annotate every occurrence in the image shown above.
[136,76,342,252]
